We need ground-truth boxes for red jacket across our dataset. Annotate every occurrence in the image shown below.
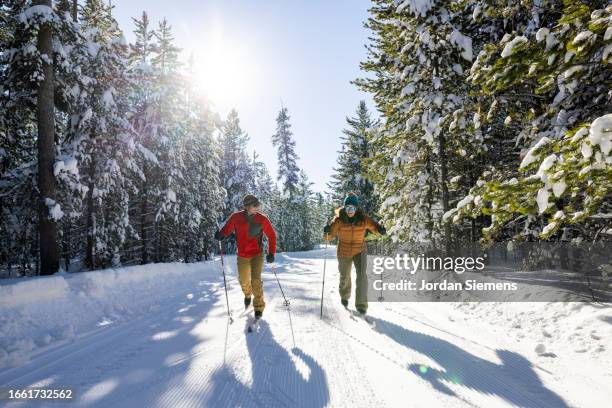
[219,211,277,258]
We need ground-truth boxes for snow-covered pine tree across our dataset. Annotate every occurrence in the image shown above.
[125,11,161,265]
[272,106,299,196]
[70,0,138,268]
[357,0,475,250]
[149,17,183,262]
[52,0,89,271]
[219,109,251,218]
[251,150,274,204]
[448,1,611,242]
[0,0,41,275]
[437,0,545,244]
[329,100,379,215]
[170,83,224,262]
[0,0,85,275]
[296,170,319,250]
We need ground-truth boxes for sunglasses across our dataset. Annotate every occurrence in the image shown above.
[345,205,357,212]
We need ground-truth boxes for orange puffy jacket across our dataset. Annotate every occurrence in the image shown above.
[324,208,381,258]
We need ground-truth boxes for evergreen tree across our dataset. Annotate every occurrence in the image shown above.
[448,1,612,242]
[251,150,274,204]
[73,0,137,268]
[125,10,160,265]
[329,100,379,214]
[219,109,251,217]
[272,107,299,196]
[169,88,224,262]
[0,0,39,275]
[356,0,475,248]
[149,17,183,262]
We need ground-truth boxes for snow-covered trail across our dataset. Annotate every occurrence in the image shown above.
[1,248,610,408]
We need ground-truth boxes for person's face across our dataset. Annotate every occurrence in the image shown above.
[345,205,357,218]
[246,204,260,215]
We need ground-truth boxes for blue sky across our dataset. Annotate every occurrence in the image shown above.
[112,0,375,193]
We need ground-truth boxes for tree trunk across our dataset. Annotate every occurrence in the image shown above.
[438,133,451,255]
[85,154,96,270]
[64,221,71,271]
[37,0,59,276]
[72,0,78,22]
[141,163,149,264]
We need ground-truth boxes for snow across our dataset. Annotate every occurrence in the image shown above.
[472,4,482,20]
[53,155,79,177]
[563,65,583,80]
[1,249,610,407]
[21,5,55,25]
[572,30,594,46]
[536,28,549,42]
[581,142,593,159]
[0,261,219,370]
[166,189,177,202]
[449,29,473,62]
[520,137,551,169]
[536,153,557,181]
[603,44,612,62]
[536,187,551,214]
[44,198,64,221]
[395,0,434,17]
[501,36,528,58]
[541,221,557,235]
[552,180,566,197]
[588,113,612,157]
[102,89,116,110]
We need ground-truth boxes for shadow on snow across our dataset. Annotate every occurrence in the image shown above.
[205,320,329,408]
[372,317,570,408]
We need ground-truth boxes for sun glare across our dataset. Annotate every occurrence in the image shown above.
[193,35,254,109]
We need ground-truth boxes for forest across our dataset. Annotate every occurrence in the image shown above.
[1,0,610,277]
[0,0,330,277]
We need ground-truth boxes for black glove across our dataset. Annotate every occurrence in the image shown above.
[214,230,224,240]
[323,225,331,234]
[266,253,275,263]
[378,225,386,235]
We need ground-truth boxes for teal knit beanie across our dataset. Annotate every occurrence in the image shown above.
[343,193,359,207]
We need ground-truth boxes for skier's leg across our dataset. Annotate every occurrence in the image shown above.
[338,257,353,304]
[237,256,252,298]
[354,252,368,313]
[251,253,265,313]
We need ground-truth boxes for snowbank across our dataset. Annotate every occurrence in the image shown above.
[0,261,221,369]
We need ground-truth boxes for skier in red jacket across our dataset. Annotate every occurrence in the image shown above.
[215,194,277,319]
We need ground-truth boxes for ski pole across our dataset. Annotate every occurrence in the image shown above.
[272,261,290,307]
[219,240,233,324]
[271,262,296,347]
[320,234,328,319]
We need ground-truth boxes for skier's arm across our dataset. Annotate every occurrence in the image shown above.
[365,216,383,235]
[324,218,339,241]
[262,216,277,254]
[218,214,236,238]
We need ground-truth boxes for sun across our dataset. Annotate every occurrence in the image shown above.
[193,36,254,110]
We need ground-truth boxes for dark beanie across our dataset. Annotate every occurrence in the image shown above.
[243,194,260,207]
[343,193,359,207]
